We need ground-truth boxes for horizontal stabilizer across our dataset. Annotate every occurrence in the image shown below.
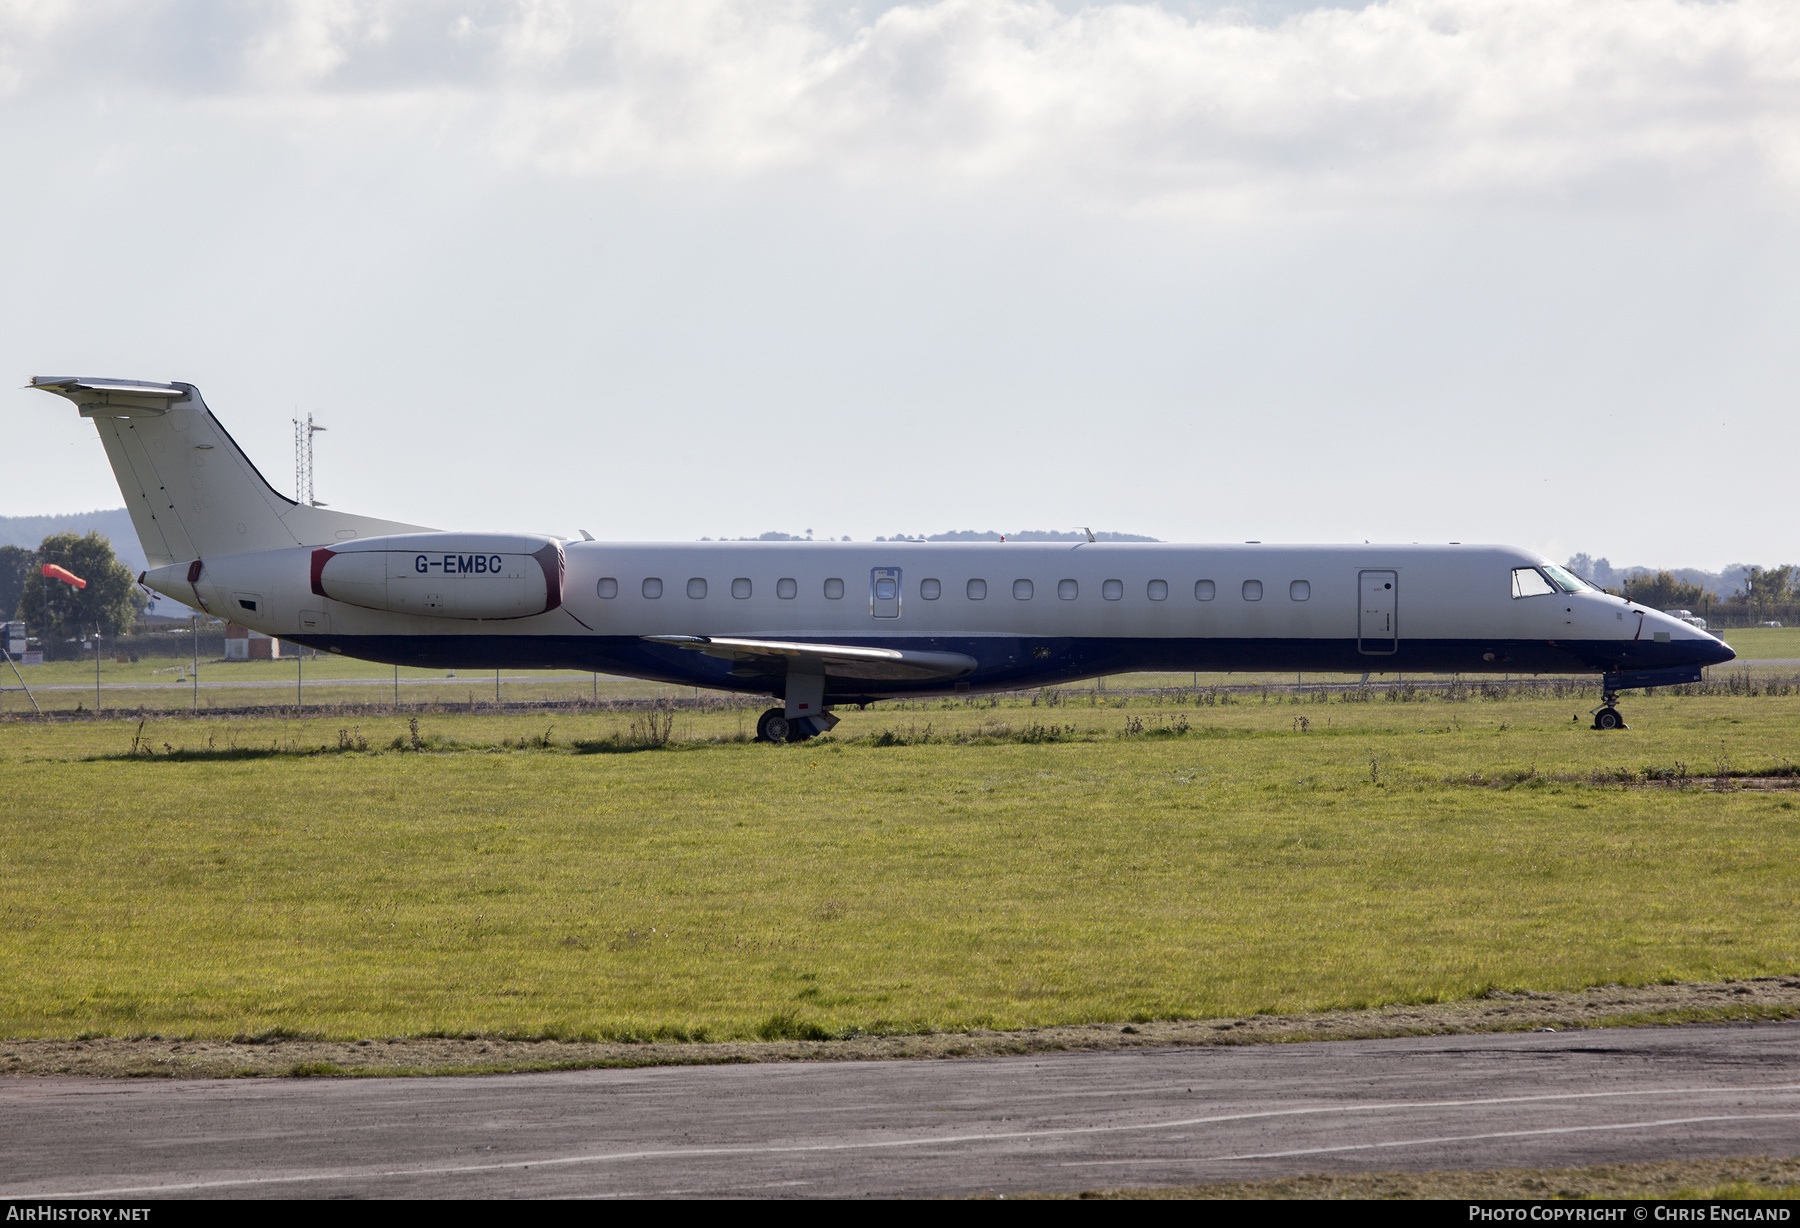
[30,376,187,415]
[644,635,977,682]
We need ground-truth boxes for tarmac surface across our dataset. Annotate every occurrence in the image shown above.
[4,1022,1799,1199]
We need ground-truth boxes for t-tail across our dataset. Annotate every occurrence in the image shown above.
[30,377,426,567]
[32,377,563,640]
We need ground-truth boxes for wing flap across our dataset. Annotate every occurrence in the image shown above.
[644,635,977,682]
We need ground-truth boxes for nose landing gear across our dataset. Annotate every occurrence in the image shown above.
[1590,686,1628,730]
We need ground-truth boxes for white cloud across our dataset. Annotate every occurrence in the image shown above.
[4,0,1799,208]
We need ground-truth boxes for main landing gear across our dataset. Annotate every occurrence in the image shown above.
[756,708,793,743]
[755,707,839,744]
[1590,687,1628,731]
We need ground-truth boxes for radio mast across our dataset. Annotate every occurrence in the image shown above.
[293,413,327,505]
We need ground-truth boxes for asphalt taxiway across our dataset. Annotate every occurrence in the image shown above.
[3,1022,1798,1199]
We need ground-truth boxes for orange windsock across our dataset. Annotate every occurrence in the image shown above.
[41,563,86,589]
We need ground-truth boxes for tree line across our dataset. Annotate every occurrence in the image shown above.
[0,532,143,641]
[1615,565,1798,618]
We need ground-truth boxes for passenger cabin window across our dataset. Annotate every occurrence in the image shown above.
[1147,580,1168,601]
[777,578,797,599]
[1102,579,1123,601]
[731,578,752,599]
[1013,579,1034,600]
[687,578,707,599]
[920,578,942,600]
[1289,580,1309,601]
[1195,580,1215,601]
[967,579,987,600]
[642,578,663,599]
[824,578,845,599]
[1511,567,1557,599]
[1058,579,1078,600]
[597,578,618,599]
[1242,580,1263,601]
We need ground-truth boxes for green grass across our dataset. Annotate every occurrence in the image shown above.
[1717,626,1800,659]
[2,690,1797,1041]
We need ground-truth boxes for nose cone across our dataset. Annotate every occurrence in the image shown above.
[1703,636,1737,667]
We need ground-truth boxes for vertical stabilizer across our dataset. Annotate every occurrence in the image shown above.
[30,377,428,568]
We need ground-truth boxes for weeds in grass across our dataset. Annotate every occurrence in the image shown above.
[389,717,453,753]
[865,720,1083,746]
[630,709,675,747]
[756,1011,833,1041]
[1120,713,1191,739]
[567,706,684,754]
[1666,670,1799,698]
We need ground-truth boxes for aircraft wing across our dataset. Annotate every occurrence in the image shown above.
[643,636,977,682]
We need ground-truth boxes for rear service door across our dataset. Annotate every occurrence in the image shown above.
[871,568,901,619]
[1358,570,1397,655]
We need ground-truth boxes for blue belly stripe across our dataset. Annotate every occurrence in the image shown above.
[284,634,1736,701]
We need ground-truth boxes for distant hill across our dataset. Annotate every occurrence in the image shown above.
[1567,554,1753,600]
[0,509,145,574]
[0,509,198,619]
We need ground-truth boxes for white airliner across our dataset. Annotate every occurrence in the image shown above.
[33,376,1734,739]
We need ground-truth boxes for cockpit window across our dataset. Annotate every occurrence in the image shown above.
[1540,563,1592,594]
[1511,567,1557,599]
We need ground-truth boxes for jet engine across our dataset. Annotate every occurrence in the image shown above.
[311,533,564,620]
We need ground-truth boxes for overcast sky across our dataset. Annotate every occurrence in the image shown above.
[3,0,1796,567]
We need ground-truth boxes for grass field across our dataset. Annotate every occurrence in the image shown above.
[1716,625,1800,659]
[2,687,1797,1042]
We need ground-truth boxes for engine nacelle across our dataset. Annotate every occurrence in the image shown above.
[311,533,565,620]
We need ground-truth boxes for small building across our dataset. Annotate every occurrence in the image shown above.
[223,624,281,660]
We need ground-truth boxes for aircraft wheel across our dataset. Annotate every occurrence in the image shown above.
[756,708,790,744]
[1593,707,1625,730]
